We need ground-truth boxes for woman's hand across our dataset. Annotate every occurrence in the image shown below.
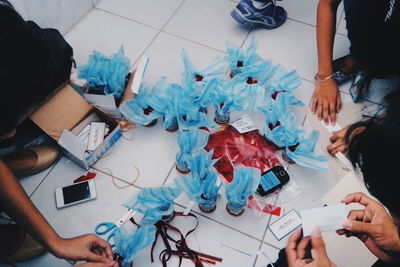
[286,228,336,267]
[339,193,400,262]
[51,234,116,264]
[311,78,341,126]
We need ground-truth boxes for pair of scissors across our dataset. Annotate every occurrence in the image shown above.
[95,209,137,245]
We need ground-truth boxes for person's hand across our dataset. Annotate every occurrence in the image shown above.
[327,126,349,155]
[311,78,341,126]
[286,228,336,267]
[51,234,116,264]
[339,193,400,262]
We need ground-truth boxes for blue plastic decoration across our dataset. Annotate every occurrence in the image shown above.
[176,128,210,171]
[119,82,162,126]
[225,167,261,207]
[174,171,221,205]
[175,87,216,130]
[123,186,182,221]
[210,79,243,117]
[186,149,216,181]
[199,171,221,205]
[113,224,157,265]
[181,49,225,99]
[285,130,328,171]
[226,37,262,77]
[147,78,179,131]
[79,47,131,98]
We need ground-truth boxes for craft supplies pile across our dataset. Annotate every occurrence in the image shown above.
[78,38,328,266]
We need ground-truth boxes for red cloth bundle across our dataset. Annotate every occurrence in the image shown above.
[205,126,282,183]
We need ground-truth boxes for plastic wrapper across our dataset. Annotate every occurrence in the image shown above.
[205,126,281,183]
[225,167,261,209]
[225,37,262,77]
[79,47,131,98]
[114,224,157,265]
[285,130,328,171]
[181,49,226,99]
[123,186,182,221]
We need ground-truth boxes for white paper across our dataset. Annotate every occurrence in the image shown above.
[87,122,106,151]
[269,210,302,240]
[230,114,257,133]
[301,204,348,237]
[130,55,149,94]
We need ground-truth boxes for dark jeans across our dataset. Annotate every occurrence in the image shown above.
[343,0,400,76]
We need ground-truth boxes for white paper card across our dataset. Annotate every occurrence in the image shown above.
[269,210,302,240]
[301,204,348,237]
[230,114,257,133]
[87,122,106,151]
[130,55,149,94]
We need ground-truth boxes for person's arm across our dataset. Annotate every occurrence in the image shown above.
[312,0,342,125]
[0,159,115,265]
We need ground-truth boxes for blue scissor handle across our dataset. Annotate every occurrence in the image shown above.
[95,222,116,235]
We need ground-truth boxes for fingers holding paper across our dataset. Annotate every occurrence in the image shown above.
[286,228,336,267]
[340,192,400,262]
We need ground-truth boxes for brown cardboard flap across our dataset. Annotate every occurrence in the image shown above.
[30,85,92,140]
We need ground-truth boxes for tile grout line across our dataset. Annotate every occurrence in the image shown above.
[94,7,160,31]
[28,157,62,198]
[64,3,97,36]
[161,30,228,55]
[252,193,281,266]
[162,163,176,185]
[127,0,188,67]
[240,27,253,49]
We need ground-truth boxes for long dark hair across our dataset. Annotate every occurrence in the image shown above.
[346,90,400,216]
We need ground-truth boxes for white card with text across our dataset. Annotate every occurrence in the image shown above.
[269,210,302,241]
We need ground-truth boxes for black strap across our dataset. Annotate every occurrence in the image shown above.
[149,212,223,267]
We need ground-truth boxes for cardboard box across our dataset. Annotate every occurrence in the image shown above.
[30,84,122,170]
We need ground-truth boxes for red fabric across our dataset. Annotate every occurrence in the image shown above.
[205,126,282,183]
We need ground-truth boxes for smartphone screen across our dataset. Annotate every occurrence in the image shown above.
[62,181,91,205]
[260,171,282,192]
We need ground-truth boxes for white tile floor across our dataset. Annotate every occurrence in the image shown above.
[3,1,380,266]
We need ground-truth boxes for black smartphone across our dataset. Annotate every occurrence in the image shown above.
[257,166,290,196]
